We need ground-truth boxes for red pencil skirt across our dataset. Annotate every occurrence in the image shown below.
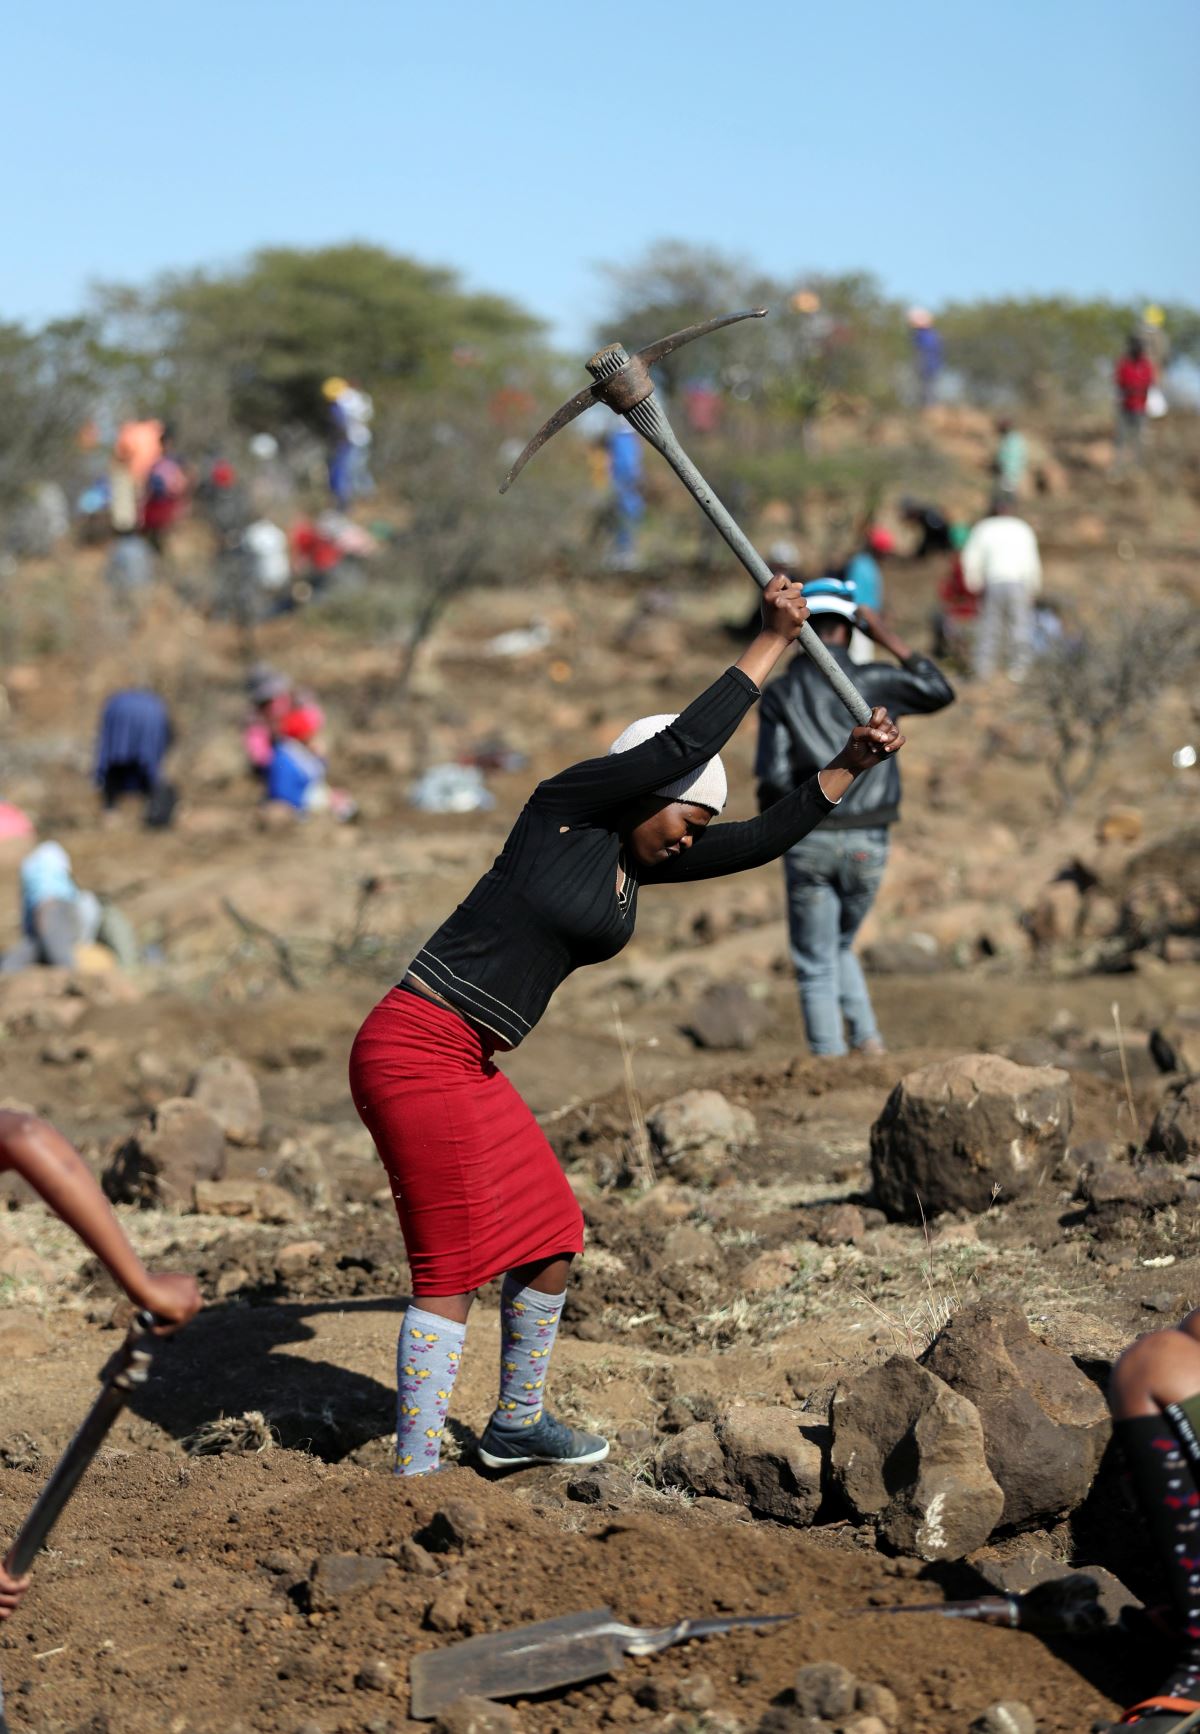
[348,986,585,1295]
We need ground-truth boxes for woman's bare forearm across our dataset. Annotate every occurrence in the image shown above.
[0,1114,151,1303]
[734,630,791,690]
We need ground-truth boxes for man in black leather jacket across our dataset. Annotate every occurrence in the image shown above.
[755,578,955,1055]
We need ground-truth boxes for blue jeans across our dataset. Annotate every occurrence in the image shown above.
[783,827,889,1056]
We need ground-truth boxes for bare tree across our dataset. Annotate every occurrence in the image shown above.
[1025,601,1200,811]
[339,378,582,703]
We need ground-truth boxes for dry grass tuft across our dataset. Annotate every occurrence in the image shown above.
[184,1410,278,1457]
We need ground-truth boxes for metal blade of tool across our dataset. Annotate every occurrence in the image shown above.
[410,1608,625,1718]
[4,1312,160,1578]
[499,310,773,496]
[500,308,871,727]
[409,1606,798,1719]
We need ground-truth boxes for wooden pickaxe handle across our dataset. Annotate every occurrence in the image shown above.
[4,1312,160,1579]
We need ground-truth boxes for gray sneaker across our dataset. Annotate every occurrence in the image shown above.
[477,1412,610,1469]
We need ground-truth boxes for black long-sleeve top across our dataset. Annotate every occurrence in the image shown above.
[408,666,836,1047]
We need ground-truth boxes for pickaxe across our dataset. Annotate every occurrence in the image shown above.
[501,308,872,727]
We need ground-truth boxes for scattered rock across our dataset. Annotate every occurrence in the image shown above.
[661,1222,724,1270]
[647,1089,758,1184]
[214,1266,251,1299]
[259,1549,301,1577]
[602,1692,639,1729]
[793,1660,857,1718]
[757,1712,825,1734]
[189,1055,264,1146]
[870,1053,1072,1219]
[354,1658,393,1692]
[394,1537,439,1576]
[813,1202,866,1246]
[0,1311,51,1359]
[1147,1078,1200,1161]
[855,1681,900,1728]
[1083,1162,1188,1236]
[566,1468,622,1508]
[676,1673,717,1712]
[742,1248,800,1292]
[0,1432,45,1470]
[424,1573,470,1633]
[308,1554,393,1611]
[830,1355,1004,1560]
[658,1421,727,1496]
[861,934,942,974]
[275,1240,325,1275]
[1149,1023,1200,1078]
[658,1404,822,1525]
[922,1302,1110,1529]
[615,1422,654,1450]
[193,1179,302,1224]
[433,1698,520,1734]
[969,1704,1036,1734]
[272,1140,333,1208]
[417,1501,488,1553]
[718,1405,824,1525]
[1003,1037,1066,1070]
[682,982,768,1051]
[103,1098,227,1208]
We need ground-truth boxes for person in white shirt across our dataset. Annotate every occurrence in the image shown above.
[961,496,1043,681]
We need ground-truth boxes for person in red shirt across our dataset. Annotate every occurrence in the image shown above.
[1115,334,1156,467]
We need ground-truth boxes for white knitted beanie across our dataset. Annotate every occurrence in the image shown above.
[608,713,728,815]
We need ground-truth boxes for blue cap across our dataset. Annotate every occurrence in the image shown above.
[803,576,858,621]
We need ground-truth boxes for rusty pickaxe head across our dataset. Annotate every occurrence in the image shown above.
[499,307,766,494]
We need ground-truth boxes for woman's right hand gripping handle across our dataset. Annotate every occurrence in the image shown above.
[736,575,810,689]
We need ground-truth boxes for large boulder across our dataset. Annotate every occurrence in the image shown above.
[646,1089,757,1185]
[830,1356,1004,1561]
[657,1403,823,1525]
[188,1055,263,1147]
[922,1302,1109,1530]
[103,1098,226,1208]
[1147,1078,1200,1162]
[870,1053,1072,1219]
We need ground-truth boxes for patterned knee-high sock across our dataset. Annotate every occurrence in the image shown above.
[491,1279,565,1432]
[395,1305,466,1477]
[1117,1402,1200,1704]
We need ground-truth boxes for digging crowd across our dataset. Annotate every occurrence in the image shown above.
[0,358,1189,1734]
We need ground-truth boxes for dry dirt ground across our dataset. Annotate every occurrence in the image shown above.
[1,410,1199,1732]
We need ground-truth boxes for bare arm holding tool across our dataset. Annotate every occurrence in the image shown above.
[0,1111,203,1616]
[0,1112,201,1333]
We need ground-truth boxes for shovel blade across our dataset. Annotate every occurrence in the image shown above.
[410,1607,626,1720]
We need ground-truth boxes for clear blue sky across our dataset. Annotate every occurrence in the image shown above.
[5,0,1196,345]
